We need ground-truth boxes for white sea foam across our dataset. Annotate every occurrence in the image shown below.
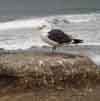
[85,51,100,66]
[0,13,99,50]
[64,14,96,23]
[0,14,96,31]
[0,18,47,30]
[44,14,96,25]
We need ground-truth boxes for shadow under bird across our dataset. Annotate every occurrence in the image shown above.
[41,29,83,52]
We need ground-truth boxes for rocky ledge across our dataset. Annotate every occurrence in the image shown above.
[0,52,99,100]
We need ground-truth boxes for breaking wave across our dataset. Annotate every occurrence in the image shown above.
[0,13,97,31]
[44,14,96,24]
[0,13,99,50]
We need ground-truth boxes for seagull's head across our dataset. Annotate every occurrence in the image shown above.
[38,24,52,33]
[37,25,47,30]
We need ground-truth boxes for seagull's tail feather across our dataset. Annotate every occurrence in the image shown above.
[72,39,83,44]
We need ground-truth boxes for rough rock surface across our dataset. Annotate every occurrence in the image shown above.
[0,52,99,101]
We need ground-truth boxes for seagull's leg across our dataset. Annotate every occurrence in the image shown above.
[52,46,56,53]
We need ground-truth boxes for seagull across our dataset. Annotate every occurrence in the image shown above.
[39,25,83,52]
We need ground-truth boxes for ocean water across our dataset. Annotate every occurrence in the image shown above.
[0,12,100,65]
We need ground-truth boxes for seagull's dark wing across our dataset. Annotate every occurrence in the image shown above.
[48,29,72,44]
